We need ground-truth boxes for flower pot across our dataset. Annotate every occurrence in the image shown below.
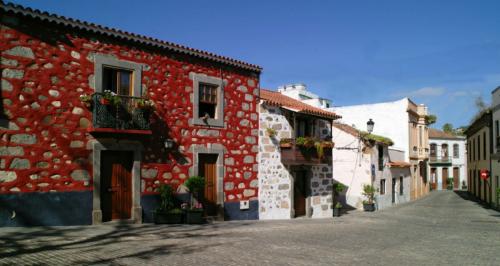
[280,143,292,149]
[186,210,204,224]
[100,98,111,105]
[333,208,341,217]
[153,211,182,224]
[363,203,375,212]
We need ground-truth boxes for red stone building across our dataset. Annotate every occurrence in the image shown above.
[0,2,261,226]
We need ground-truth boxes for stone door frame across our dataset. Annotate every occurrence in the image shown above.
[289,165,312,218]
[91,139,143,224]
[189,144,225,218]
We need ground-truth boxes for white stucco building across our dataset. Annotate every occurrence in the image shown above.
[428,129,467,190]
[331,123,411,210]
[332,98,431,200]
[278,84,332,109]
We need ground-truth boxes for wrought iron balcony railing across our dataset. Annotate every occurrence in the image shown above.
[92,93,151,131]
[429,155,451,164]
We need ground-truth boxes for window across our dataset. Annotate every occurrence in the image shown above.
[198,83,218,118]
[103,67,132,95]
[190,73,224,127]
[453,144,459,158]
[399,176,404,195]
[94,54,142,97]
[380,179,386,195]
[430,143,437,158]
[441,144,449,158]
[378,145,384,170]
[296,117,314,137]
[326,103,330,108]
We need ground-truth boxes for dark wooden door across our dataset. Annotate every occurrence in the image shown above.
[294,170,308,217]
[198,154,218,216]
[101,151,133,222]
[392,178,396,203]
[453,167,459,189]
[442,168,448,190]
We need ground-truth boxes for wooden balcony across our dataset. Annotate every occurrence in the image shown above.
[280,138,333,165]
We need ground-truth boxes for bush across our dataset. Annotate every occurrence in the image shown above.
[184,176,205,197]
[362,184,376,204]
[157,184,175,212]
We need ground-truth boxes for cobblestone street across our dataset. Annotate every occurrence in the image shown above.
[1,191,499,266]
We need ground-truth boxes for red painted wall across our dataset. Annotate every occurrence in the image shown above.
[0,20,259,203]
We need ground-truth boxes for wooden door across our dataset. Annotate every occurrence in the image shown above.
[198,154,218,216]
[431,168,437,190]
[294,170,307,217]
[453,168,459,190]
[442,168,448,190]
[392,178,396,203]
[101,151,133,222]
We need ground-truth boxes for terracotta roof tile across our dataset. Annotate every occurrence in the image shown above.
[388,161,411,168]
[0,1,261,72]
[429,128,463,139]
[260,89,340,120]
[332,123,360,137]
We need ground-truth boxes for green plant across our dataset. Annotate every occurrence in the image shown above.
[102,90,121,106]
[157,184,175,212]
[184,176,205,196]
[496,188,500,199]
[334,183,345,194]
[266,128,277,137]
[334,202,343,209]
[360,132,394,146]
[362,184,376,204]
[136,98,155,109]
[280,138,293,145]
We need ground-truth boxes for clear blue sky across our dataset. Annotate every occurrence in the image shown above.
[10,0,500,128]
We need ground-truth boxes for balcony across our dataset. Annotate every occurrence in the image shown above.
[429,155,452,165]
[279,138,333,165]
[89,93,152,134]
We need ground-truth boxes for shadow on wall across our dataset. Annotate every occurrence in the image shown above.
[143,112,188,165]
[1,66,8,127]
[0,221,253,264]
[331,180,358,215]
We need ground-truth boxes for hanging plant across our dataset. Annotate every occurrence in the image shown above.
[101,90,121,106]
[79,93,92,108]
[266,128,277,138]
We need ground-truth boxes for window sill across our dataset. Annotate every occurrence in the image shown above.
[192,118,224,128]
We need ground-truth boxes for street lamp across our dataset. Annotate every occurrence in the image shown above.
[367,119,374,134]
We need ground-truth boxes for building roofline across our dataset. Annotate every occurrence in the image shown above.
[0,1,262,73]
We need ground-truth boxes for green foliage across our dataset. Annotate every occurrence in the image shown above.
[362,184,376,204]
[442,123,454,133]
[279,138,293,144]
[102,90,122,106]
[334,202,343,209]
[266,128,277,137]
[184,176,205,195]
[496,188,500,198]
[360,132,394,146]
[334,183,345,193]
[425,114,437,125]
[157,184,175,212]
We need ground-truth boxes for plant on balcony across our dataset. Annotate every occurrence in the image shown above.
[266,128,277,138]
[136,98,155,110]
[360,132,394,146]
[153,184,182,224]
[279,138,293,148]
[362,184,376,212]
[295,137,334,159]
[101,90,121,106]
[184,176,205,224]
[79,93,92,108]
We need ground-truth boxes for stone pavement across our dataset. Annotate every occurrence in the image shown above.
[0,191,499,266]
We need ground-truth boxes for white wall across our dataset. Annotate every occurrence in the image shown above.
[332,98,410,162]
[429,137,467,189]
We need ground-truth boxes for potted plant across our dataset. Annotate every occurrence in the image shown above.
[266,128,277,138]
[447,178,454,190]
[153,184,182,224]
[184,176,206,224]
[333,202,342,217]
[362,184,376,212]
[279,138,293,148]
[136,98,155,110]
[101,90,121,106]
[79,93,92,108]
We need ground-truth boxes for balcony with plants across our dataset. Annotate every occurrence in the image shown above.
[279,137,334,164]
[80,90,154,134]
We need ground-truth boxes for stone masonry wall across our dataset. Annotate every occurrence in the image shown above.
[0,18,259,203]
[258,104,333,219]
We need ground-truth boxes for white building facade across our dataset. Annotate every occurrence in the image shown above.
[428,129,467,190]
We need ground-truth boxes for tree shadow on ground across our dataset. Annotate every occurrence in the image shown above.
[0,221,251,264]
